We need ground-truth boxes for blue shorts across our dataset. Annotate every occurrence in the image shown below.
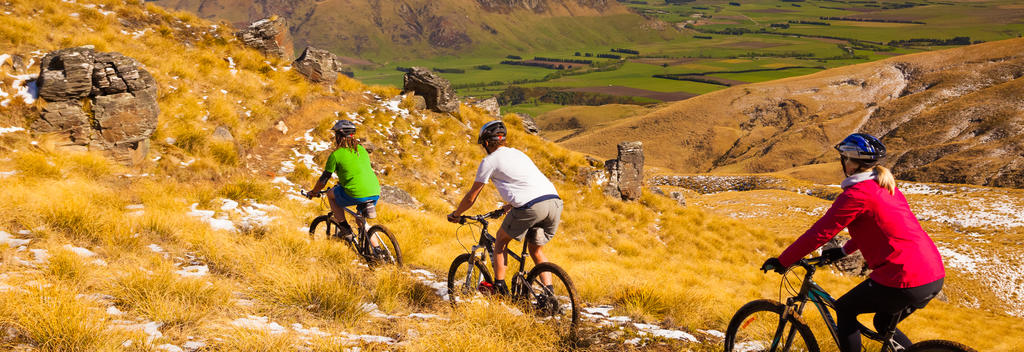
[332,186,379,207]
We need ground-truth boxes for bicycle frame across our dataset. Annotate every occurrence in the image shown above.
[776,259,906,352]
[459,214,532,295]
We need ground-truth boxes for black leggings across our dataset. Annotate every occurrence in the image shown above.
[834,277,943,352]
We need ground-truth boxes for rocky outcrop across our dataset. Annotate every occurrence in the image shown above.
[380,185,420,208]
[519,113,539,135]
[292,47,352,84]
[236,16,294,61]
[471,97,500,117]
[602,141,644,201]
[650,186,685,206]
[402,67,459,113]
[33,47,158,165]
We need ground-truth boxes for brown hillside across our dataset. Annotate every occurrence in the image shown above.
[560,38,1024,188]
[156,0,649,61]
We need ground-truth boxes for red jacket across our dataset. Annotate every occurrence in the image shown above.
[778,179,945,288]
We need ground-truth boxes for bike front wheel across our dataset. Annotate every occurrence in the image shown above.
[908,340,977,352]
[446,253,494,305]
[524,262,580,338]
[367,225,402,266]
[724,299,819,352]
[308,215,335,241]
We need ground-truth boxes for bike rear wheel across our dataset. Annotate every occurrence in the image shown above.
[524,262,580,338]
[724,299,819,352]
[366,225,402,266]
[908,340,977,352]
[446,253,494,305]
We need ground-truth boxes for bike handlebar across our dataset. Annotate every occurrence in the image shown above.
[458,208,505,225]
[301,189,330,198]
[762,255,831,274]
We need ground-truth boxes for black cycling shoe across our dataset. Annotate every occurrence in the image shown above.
[334,222,354,240]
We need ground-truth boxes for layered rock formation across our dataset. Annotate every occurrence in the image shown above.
[292,47,352,84]
[236,16,294,61]
[33,47,159,165]
[402,67,459,113]
[603,141,644,201]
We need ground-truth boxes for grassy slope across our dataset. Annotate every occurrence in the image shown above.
[1,0,1022,351]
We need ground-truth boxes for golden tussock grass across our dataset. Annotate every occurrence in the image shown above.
[110,266,231,327]
[0,285,126,352]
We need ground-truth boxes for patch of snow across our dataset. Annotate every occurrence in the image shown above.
[183,341,206,351]
[0,170,17,178]
[0,231,31,248]
[175,265,209,277]
[30,248,49,263]
[112,320,163,343]
[220,198,238,211]
[155,344,184,352]
[699,329,725,339]
[230,315,287,334]
[0,126,26,134]
[62,244,97,257]
[106,306,124,316]
[147,244,165,253]
[407,313,440,319]
[633,323,698,342]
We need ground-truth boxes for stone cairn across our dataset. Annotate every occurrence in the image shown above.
[235,16,294,61]
[292,47,352,84]
[32,46,159,165]
[603,141,644,201]
[402,67,459,113]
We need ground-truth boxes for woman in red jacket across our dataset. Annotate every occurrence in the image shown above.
[762,133,945,352]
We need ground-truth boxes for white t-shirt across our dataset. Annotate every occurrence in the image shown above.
[475,146,558,208]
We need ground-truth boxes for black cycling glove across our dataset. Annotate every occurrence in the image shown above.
[760,258,786,274]
[822,247,847,262]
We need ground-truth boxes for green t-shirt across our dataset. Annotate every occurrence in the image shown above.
[324,145,380,198]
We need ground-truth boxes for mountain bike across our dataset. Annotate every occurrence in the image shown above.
[724,256,975,352]
[446,209,580,337]
[303,189,402,267]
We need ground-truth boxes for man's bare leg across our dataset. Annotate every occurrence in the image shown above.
[493,228,514,282]
[528,242,552,286]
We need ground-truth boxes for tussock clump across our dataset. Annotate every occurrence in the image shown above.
[110,266,230,327]
[260,266,367,325]
[0,285,125,352]
[371,266,441,313]
[406,302,561,352]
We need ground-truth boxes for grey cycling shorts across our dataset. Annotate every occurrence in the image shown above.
[500,198,563,246]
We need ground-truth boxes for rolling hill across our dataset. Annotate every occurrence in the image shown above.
[559,38,1024,188]
[156,0,677,62]
[2,0,1023,351]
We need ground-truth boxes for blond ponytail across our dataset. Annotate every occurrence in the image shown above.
[873,166,896,195]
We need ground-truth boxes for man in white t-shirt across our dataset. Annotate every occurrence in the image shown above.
[447,120,563,295]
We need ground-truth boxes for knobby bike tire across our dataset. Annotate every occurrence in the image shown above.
[308,215,334,241]
[525,262,581,338]
[367,225,403,266]
[724,299,820,352]
[446,253,493,306]
[908,340,977,352]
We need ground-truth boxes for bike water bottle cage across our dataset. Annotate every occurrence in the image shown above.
[834,133,886,162]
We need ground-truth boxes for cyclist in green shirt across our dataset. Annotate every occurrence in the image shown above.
[306,120,382,246]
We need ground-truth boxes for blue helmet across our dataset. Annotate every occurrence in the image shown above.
[477,120,506,145]
[835,133,886,162]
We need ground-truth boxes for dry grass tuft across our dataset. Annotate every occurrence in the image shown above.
[110,266,230,327]
[0,285,125,352]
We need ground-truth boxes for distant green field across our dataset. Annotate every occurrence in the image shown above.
[354,0,1024,108]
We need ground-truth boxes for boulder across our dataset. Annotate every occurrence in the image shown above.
[471,97,500,116]
[38,47,95,101]
[650,186,686,206]
[292,47,349,84]
[402,67,459,113]
[33,47,159,165]
[235,16,294,61]
[212,126,234,142]
[519,113,539,135]
[379,185,420,208]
